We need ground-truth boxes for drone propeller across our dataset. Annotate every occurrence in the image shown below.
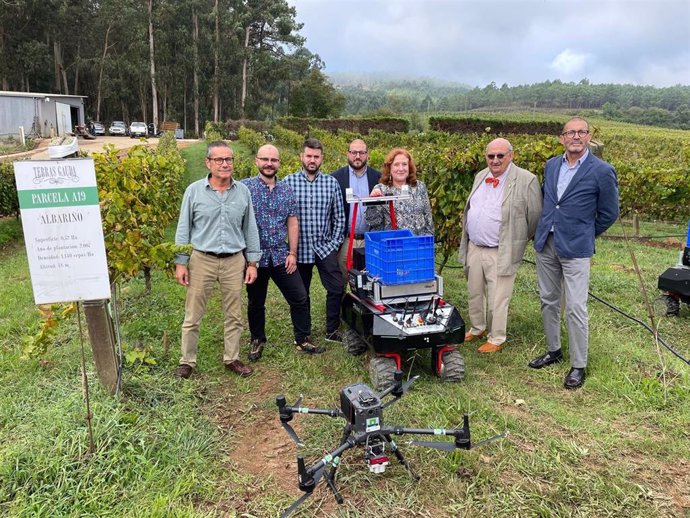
[280,490,311,518]
[471,430,510,449]
[280,421,304,447]
[280,461,327,518]
[409,429,509,452]
[277,394,306,446]
[381,374,419,409]
[408,439,457,452]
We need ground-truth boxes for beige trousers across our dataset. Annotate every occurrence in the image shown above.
[466,242,517,345]
[337,238,365,289]
[180,251,245,367]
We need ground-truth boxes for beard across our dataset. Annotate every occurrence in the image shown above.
[259,165,277,178]
[302,161,319,173]
[348,158,367,171]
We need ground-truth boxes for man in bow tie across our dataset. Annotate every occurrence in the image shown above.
[458,138,543,353]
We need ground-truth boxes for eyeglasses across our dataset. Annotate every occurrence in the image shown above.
[208,156,234,164]
[257,157,280,163]
[486,153,506,160]
[348,150,368,156]
[561,129,590,138]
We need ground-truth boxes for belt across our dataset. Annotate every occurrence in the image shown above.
[195,249,240,258]
[348,234,365,240]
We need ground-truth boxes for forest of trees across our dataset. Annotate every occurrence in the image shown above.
[339,79,690,129]
[2,0,688,134]
[0,0,345,137]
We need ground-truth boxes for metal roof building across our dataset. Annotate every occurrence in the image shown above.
[0,91,87,139]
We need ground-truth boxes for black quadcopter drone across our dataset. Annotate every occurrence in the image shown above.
[276,370,508,517]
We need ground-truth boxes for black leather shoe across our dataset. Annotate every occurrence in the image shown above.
[564,368,586,390]
[248,339,265,362]
[528,349,563,369]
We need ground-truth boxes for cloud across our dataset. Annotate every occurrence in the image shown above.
[550,49,590,77]
[288,0,690,87]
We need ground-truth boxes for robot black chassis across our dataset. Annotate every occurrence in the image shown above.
[276,371,507,518]
[342,270,467,388]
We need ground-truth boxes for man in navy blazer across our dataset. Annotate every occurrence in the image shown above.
[331,138,381,287]
[529,117,619,389]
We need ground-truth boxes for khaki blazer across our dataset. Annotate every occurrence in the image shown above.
[458,162,543,276]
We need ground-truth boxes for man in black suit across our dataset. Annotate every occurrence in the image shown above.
[331,139,381,287]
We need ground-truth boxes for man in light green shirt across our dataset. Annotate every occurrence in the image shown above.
[174,141,261,379]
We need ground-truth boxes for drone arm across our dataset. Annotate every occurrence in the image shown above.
[277,395,342,420]
[304,435,357,478]
[383,414,472,449]
[284,405,342,419]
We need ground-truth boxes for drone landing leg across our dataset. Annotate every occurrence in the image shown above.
[384,434,420,480]
[325,424,352,504]
[325,461,344,504]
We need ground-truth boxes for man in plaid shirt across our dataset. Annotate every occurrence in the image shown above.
[284,138,346,343]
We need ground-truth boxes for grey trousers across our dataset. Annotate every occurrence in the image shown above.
[535,234,591,368]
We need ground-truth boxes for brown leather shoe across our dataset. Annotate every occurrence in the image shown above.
[175,364,193,379]
[477,341,503,353]
[226,359,253,377]
[464,330,487,342]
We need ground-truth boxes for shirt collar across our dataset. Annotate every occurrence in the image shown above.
[349,165,367,177]
[488,162,512,181]
[300,169,321,181]
[562,149,590,167]
[204,173,234,191]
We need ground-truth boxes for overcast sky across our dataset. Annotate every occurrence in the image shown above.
[287,0,690,87]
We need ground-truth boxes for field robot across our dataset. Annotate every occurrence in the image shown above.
[657,220,690,316]
[340,188,466,389]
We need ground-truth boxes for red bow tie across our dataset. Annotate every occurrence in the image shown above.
[485,176,499,188]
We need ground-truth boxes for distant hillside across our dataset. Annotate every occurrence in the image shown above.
[327,72,472,91]
[328,75,690,129]
[327,72,472,115]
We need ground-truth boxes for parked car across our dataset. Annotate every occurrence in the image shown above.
[147,122,160,136]
[109,121,128,136]
[93,122,105,136]
[129,121,148,138]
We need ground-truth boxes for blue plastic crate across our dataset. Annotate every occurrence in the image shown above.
[365,230,435,285]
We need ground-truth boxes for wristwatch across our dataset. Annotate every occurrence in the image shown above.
[247,261,257,268]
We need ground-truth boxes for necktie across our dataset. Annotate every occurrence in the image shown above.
[485,176,499,188]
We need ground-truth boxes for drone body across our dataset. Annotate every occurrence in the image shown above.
[276,371,507,518]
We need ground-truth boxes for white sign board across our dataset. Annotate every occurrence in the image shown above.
[14,158,111,304]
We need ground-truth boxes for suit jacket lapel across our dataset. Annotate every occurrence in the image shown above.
[546,159,560,201]
[470,169,489,198]
[502,163,516,205]
[560,154,593,200]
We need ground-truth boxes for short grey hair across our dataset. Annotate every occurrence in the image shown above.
[206,141,231,158]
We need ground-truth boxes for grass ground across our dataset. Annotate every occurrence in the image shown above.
[0,142,688,517]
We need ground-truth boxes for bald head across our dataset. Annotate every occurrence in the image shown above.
[256,144,281,181]
[485,138,514,177]
[257,144,279,157]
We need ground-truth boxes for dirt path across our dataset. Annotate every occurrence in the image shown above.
[2,136,199,161]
